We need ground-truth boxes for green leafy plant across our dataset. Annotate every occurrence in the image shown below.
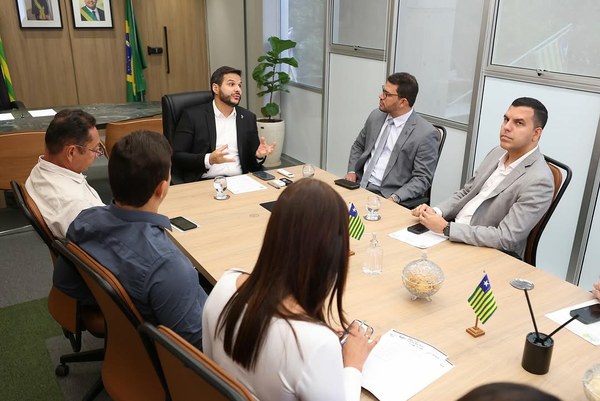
[252,36,298,120]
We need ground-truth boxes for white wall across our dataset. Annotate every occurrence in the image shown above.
[474,76,600,280]
[280,87,322,165]
[326,54,387,176]
[430,126,466,205]
[205,0,247,106]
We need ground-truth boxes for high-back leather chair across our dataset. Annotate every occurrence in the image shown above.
[524,155,572,266]
[56,240,165,401]
[161,90,213,146]
[399,124,447,209]
[104,117,163,157]
[161,90,213,184]
[139,323,254,401]
[10,180,105,398]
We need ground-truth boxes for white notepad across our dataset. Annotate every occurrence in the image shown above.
[389,228,447,249]
[362,330,453,401]
[28,109,57,117]
[225,175,267,194]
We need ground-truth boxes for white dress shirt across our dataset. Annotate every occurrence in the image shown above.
[452,146,539,225]
[364,109,413,187]
[203,270,362,401]
[25,156,104,239]
[201,101,243,179]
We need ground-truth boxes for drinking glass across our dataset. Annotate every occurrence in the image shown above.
[365,195,381,221]
[213,176,229,200]
[302,164,315,178]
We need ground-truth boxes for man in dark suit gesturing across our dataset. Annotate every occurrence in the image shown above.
[345,72,440,204]
[172,66,275,183]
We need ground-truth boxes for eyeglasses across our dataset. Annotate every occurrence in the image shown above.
[381,85,400,99]
[74,144,104,158]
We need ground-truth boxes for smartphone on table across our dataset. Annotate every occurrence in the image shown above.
[252,171,276,181]
[407,223,429,235]
[169,216,198,232]
[334,178,360,190]
[569,303,600,325]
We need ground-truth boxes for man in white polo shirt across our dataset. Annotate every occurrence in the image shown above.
[25,109,104,238]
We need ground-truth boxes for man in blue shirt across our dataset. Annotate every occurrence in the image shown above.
[54,131,207,348]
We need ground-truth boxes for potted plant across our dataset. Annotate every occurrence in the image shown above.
[252,36,298,166]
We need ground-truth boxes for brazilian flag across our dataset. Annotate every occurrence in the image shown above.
[125,0,147,102]
[0,34,16,108]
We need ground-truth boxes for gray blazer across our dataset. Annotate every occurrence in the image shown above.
[347,109,440,200]
[438,146,554,258]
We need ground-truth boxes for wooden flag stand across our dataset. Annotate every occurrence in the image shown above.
[466,316,485,337]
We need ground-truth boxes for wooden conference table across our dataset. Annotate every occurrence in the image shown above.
[160,166,596,401]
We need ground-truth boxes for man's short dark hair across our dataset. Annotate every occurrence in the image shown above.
[210,66,242,96]
[511,97,548,129]
[109,131,172,207]
[45,109,96,155]
[387,72,419,107]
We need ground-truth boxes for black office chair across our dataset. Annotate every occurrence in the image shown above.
[399,124,447,209]
[161,90,213,145]
[523,155,572,267]
[161,90,213,184]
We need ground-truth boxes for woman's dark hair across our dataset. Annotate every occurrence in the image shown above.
[456,382,562,401]
[216,178,350,370]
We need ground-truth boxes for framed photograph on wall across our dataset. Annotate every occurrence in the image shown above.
[71,0,113,29]
[16,0,63,29]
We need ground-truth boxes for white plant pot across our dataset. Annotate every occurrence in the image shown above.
[257,119,285,167]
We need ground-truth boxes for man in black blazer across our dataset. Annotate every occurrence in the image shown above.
[80,0,105,21]
[172,66,275,183]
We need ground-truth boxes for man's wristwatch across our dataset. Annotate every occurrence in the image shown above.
[443,223,451,237]
[390,194,400,204]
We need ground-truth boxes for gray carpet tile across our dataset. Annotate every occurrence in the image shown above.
[0,230,53,308]
[46,334,111,401]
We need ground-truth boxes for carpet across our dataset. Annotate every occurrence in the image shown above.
[0,298,62,401]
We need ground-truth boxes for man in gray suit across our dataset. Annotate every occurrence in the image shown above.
[413,97,554,258]
[345,72,440,203]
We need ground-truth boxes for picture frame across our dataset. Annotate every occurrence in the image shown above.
[16,0,63,29]
[71,0,113,29]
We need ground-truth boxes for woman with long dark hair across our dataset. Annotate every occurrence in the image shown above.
[202,178,377,401]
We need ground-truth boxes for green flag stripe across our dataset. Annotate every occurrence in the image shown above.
[479,304,497,324]
[467,287,483,303]
[348,217,364,240]
[470,291,493,310]
[473,295,495,314]
[0,36,16,102]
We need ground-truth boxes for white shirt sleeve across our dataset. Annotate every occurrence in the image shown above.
[295,339,362,401]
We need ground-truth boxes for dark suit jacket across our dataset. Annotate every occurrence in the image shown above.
[348,109,440,200]
[172,103,263,183]
[80,7,105,21]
